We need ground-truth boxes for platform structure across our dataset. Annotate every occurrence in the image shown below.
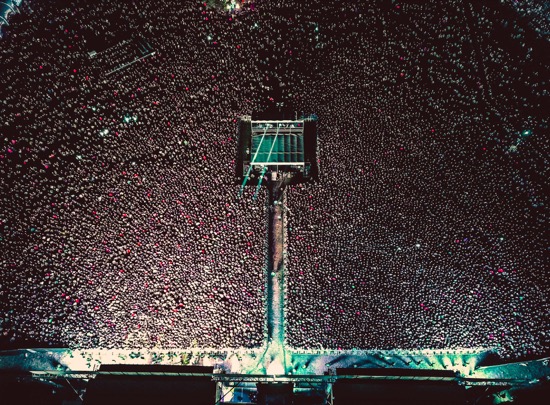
[2,348,549,404]
[236,113,318,200]
[0,0,22,37]
[87,36,155,77]
[251,121,305,167]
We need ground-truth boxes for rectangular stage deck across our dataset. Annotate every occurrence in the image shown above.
[251,121,305,166]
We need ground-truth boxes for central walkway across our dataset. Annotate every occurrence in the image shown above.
[264,175,289,374]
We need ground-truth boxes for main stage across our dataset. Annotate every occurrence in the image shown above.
[1,347,548,404]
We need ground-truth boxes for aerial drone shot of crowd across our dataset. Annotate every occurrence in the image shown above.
[0,0,548,362]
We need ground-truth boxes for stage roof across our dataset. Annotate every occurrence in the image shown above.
[251,121,305,166]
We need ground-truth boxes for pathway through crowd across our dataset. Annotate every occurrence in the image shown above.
[264,175,290,374]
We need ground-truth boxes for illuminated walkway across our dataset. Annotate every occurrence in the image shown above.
[264,175,289,374]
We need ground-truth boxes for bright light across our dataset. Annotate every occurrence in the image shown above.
[266,358,285,375]
[493,390,514,403]
[123,114,138,123]
[225,1,240,11]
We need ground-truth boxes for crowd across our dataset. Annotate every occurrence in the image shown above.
[501,0,550,37]
[282,0,548,360]
[0,0,547,360]
[0,0,273,349]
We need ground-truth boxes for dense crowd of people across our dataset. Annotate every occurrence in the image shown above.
[0,0,547,360]
[501,0,550,36]
[282,1,548,360]
[1,0,273,349]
